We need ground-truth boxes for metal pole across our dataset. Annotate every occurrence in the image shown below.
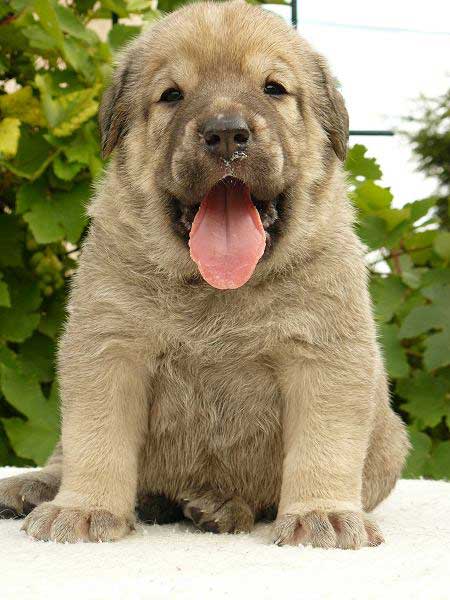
[349,130,394,136]
[291,2,394,138]
[291,0,297,28]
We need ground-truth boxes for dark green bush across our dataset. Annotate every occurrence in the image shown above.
[0,0,449,477]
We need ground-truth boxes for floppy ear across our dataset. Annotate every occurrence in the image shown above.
[99,61,132,158]
[313,54,349,161]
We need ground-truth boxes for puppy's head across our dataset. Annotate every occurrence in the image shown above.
[99,0,348,288]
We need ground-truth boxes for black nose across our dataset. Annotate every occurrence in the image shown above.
[201,114,250,159]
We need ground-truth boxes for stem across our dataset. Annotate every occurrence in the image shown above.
[368,245,433,267]
[391,248,402,275]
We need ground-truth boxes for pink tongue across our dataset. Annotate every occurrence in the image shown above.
[189,181,266,289]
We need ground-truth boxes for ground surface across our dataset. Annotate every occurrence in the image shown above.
[0,467,449,599]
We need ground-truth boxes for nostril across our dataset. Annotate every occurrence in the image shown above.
[234,131,249,145]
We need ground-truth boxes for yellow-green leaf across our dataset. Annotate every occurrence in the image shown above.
[0,117,21,158]
[36,75,99,138]
[0,87,46,127]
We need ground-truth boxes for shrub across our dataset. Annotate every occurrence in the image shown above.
[0,0,449,477]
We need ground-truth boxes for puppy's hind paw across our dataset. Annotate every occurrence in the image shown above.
[0,472,59,519]
[181,490,254,534]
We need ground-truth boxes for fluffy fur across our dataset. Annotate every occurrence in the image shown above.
[0,0,409,548]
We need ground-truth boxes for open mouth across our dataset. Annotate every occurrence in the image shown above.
[169,177,285,289]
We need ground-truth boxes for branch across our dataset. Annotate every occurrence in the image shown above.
[368,245,433,268]
[391,248,402,275]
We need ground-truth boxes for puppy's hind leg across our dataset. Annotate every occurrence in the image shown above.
[0,442,62,519]
[362,397,410,512]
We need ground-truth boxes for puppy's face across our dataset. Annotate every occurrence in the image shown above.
[100,1,348,285]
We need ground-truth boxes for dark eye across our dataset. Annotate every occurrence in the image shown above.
[159,88,183,103]
[264,82,287,96]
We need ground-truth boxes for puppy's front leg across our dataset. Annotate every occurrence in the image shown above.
[275,343,384,549]
[22,331,149,543]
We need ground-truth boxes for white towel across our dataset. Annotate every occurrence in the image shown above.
[0,467,449,600]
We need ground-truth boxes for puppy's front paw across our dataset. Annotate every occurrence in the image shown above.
[274,510,383,549]
[21,502,133,543]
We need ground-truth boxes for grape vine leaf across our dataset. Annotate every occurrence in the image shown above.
[0,360,59,465]
[17,179,89,244]
[402,430,432,479]
[0,117,21,157]
[397,371,450,428]
[0,273,42,343]
[428,441,450,480]
[399,284,450,370]
[379,323,409,378]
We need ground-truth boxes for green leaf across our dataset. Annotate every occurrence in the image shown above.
[22,24,59,51]
[0,344,17,370]
[36,74,99,137]
[101,0,129,17]
[108,24,141,51]
[402,430,431,478]
[406,197,437,223]
[377,207,410,232]
[62,37,96,82]
[0,215,23,268]
[398,372,450,428]
[0,117,21,158]
[394,288,426,321]
[433,231,450,260]
[403,230,436,266]
[357,216,387,250]
[424,330,450,371]
[429,441,450,480]
[126,0,152,10]
[53,154,83,180]
[400,290,446,338]
[18,332,55,382]
[1,126,58,180]
[17,180,89,244]
[54,4,99,44]
[420,268,450,287]
[0,86,46,127]
[38,291,66,339]
[400,284,450,370]
[0,273,42,343]
[379,324,409,378]
[370,276,407,323]
[353,181,393,212]
[0,280,11,308]
[33,0,64,49]
[63,121,102,177]
[0,362,59,464]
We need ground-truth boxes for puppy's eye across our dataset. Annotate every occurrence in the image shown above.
[159,88,183,103]
[264,82,287,96]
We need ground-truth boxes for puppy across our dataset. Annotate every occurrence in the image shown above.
[0,0,409,548]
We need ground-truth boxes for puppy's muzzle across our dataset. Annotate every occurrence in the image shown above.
[201,114,250,160]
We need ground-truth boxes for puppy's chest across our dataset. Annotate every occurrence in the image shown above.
[148,348,282,447]
[147,290,283,359]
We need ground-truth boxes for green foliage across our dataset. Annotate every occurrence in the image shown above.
[347,144,450,479]
[0,1,448,479]
[0,0,159,465]
[404,89,450,230]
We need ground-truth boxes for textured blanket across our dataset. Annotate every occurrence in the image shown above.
[0,468,449,599]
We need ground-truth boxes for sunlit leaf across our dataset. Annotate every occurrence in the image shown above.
[0,117,21,158]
